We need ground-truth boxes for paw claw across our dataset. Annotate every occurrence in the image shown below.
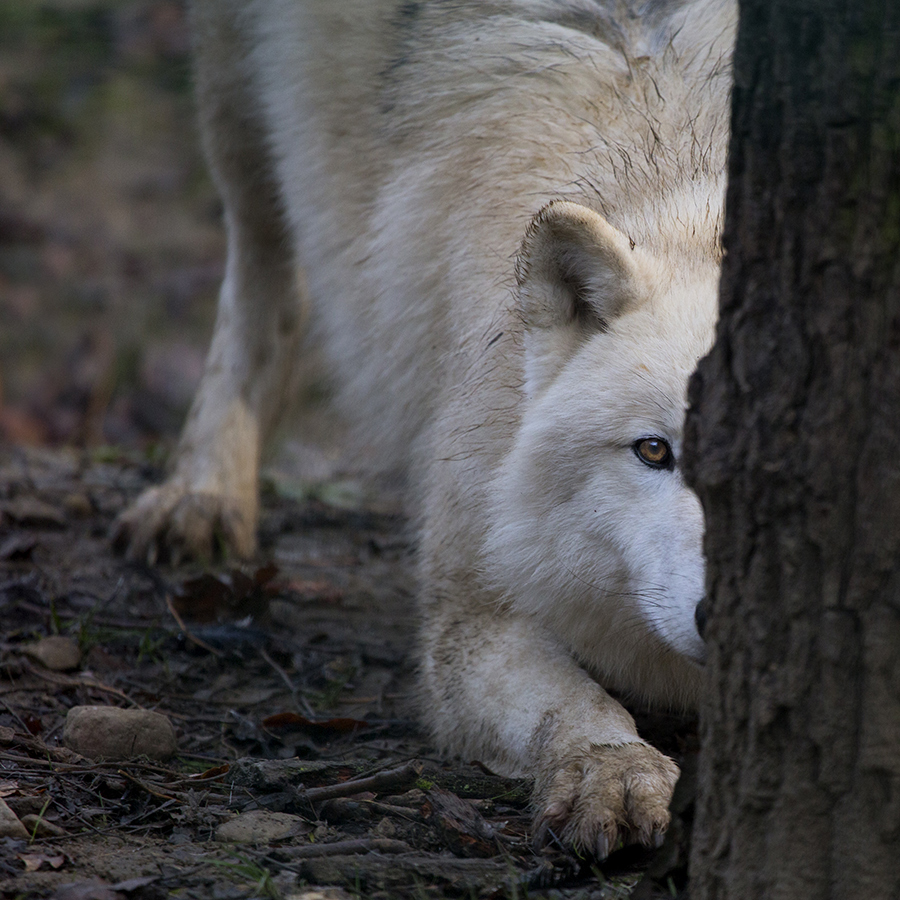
[113,483,257,564]
[534,741,679,861]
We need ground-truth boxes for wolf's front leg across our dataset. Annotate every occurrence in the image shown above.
[420,611,679,859]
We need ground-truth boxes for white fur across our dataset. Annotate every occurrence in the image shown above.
[118,0,736,855]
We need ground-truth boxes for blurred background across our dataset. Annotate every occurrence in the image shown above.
[0,0,222,452]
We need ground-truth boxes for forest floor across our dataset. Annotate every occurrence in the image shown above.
[0,445,698,900]
[0,3,697,897]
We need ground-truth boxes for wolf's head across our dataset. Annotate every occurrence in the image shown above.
[485,200,719,709]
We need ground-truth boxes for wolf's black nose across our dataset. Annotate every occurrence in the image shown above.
[695,597,708,641]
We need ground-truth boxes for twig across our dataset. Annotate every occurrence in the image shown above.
[123,796,181,823]
[0,750,87,770]
[277,838,411,858]
[20,662,142,707]
[164,594,223,657]
[362,799,426,822]
[66,810,113,836]
[0,696,33,733]
[117,769,179,801]
[258,648,317,718]
[302,760,423,803]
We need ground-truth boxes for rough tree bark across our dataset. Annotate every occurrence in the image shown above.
[685,1,900,898]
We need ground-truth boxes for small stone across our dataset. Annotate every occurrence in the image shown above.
[372,816,397,838]
[53,880,118,900]
[0,533,36,560]
[286,891,356,900]
[20,814,66,837]
[63,706,177,760]
[6,795,49,817]
[312,824,331,842]
[1,497,66,527]
[215,810,305,843]
[23,636,82,671]
[0,797,28,839]
[63,492,93,517]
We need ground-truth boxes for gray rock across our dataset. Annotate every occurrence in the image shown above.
[23,635,81,671]
[0,797,29,839]
[215,810,305,843]
[20,813,66,837]
[63,706,177,760]
[1,496,66,527]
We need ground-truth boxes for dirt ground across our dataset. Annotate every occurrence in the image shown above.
[0,446,698,900]
[0,4,697,898]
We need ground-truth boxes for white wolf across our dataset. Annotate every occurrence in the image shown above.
[117,0,735,857]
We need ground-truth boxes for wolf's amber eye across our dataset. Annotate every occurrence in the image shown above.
[634,438,673,469]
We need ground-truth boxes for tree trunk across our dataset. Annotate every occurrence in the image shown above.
[685,1,900,898]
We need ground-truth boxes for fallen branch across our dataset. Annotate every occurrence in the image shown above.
[20,662,141,707]
[278,838,411,858]
[302,760,423,803]
[118,770,178,801]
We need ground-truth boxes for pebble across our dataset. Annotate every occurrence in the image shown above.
[215,810,305,843]
[20,814,66,837]
[63,706,177,760]
[62,492,93,517]
[23,636,82,671]
[286,891,356,900]
[1,496,66,527]
[6,795,48,816]
[0,798,29,839]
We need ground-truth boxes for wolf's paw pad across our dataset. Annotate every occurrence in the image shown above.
[113,484,256,564]
[533,742,679,860]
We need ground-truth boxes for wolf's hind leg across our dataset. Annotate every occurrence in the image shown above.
[115,246,305,563]
[114,7,304,563]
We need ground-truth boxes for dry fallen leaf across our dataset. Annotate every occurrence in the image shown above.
[172,564,280,623]
[20,852,66,872]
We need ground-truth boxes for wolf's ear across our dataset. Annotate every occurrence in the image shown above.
[516,201,649,396]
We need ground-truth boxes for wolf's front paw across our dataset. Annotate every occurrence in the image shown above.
[533,742,679,860]
[113,483,257,564]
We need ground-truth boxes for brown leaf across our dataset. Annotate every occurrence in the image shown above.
[171,573,230,622]
[23,715,42,736]
[172,565,280,623]
[20,852,66,872]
